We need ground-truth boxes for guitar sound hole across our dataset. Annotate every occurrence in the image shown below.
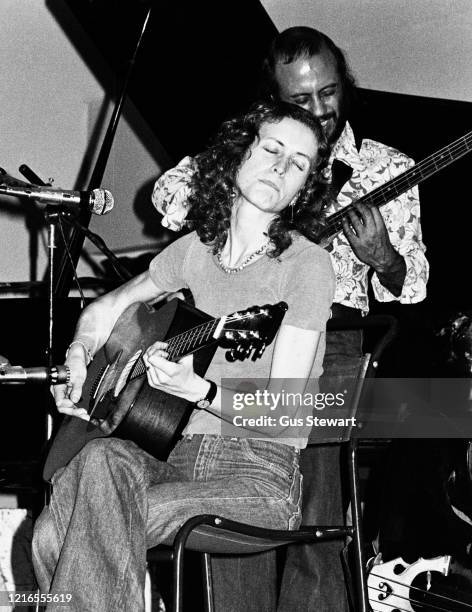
[114,350,142,397]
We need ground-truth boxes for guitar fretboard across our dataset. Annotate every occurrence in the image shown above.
[168,319,220,359]
[319,129,472,241]
[129,318,219,381]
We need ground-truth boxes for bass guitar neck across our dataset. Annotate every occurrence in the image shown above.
[319,129,472,245]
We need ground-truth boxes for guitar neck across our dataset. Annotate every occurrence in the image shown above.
[166,318,220,360]
[130,318,220,382]
[322,130,472,240]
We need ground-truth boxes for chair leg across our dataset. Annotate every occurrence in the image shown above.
[172,536,185,612]
[144,565,152,612]
[172,515,216,612]
[201,553,214,612]
[348,439,369,612]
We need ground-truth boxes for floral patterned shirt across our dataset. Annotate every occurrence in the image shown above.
[151,122,429,312]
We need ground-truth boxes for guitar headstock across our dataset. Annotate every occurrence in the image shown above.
[219,301,288,362]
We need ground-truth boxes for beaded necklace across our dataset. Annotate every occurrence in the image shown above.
[216,241,270,274]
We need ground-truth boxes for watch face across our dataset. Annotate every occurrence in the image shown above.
[197,399,210,409]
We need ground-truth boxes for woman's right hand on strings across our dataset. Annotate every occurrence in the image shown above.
[51,343,90,420]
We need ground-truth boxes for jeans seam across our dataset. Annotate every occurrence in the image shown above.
[194,435,208,480]
[289,469,301,505]
[242,440,295,481]
[205,435,222,481]
[111,449,146,611]
[287,472,303,529]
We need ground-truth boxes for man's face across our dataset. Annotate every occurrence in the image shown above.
[274,48,345,144]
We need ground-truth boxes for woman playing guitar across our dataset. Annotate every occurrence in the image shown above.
[32,101,335,611]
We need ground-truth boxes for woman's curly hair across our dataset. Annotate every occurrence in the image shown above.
[187,101,330,257]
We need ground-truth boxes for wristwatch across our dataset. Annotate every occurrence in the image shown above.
[196,379,217,409]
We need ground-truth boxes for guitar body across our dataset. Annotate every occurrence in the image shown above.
[44,299,217,480]
[44,297,287,481]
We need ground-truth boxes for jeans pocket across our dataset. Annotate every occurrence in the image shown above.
[241,439,296,482]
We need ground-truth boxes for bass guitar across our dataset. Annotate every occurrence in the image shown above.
[319,129,472,247]
[368,554,472,611]
[44,298,287,480]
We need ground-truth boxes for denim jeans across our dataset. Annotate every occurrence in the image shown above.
[211,329,363,612]
[32,434,302,612]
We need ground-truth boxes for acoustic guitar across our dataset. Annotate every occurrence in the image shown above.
[43,297,287,480]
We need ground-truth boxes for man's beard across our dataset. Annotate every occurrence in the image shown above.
[325,110,347,145]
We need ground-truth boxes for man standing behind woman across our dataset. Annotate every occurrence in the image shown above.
[153,26,428,612]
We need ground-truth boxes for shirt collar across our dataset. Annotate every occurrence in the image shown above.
[328,121,365,174]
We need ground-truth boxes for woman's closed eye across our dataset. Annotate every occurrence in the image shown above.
[291,157,309,172]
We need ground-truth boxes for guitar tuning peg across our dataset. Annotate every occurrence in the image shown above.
[253,343,266,360]
[226,345,246,362]
[237,345,248,360]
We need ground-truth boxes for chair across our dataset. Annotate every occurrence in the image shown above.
[146,314,398,612]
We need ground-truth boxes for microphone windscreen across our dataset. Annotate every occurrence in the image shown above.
[91,188,114,215]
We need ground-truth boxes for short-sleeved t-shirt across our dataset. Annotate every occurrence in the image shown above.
[149,231,335,445]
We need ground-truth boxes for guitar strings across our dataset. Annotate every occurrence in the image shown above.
[369,568,472,611]
[165,313,251,353]
[165,312,263,359]
[321,131,472,239]
[368,584,459,612]
[323,132,472,233]
[128,311,270,380]
[166,312,263,358]
[349,132,472,210]
[168,320,217,358]
[368,584,471,612]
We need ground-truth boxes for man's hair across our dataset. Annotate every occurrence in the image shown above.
[187,101,330,257]
[260,26,357,108]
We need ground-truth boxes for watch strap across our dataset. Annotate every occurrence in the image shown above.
[196,379,217,409]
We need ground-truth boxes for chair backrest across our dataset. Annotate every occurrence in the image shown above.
[326,314,399,379]
[308,315,398,444]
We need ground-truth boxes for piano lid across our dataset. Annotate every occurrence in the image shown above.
[46,0,278,163]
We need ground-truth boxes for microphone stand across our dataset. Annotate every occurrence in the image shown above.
[52,5,153,297]
[3,167,131,508]
[45,207,60,370]
[16,169,132,370]
[4,6,153,502]
[16,166,65,371]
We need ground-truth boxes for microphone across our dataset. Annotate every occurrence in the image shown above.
[0,182,114,215]
[0,364,70,385]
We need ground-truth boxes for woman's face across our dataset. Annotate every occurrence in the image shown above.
[235,116,319,215]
